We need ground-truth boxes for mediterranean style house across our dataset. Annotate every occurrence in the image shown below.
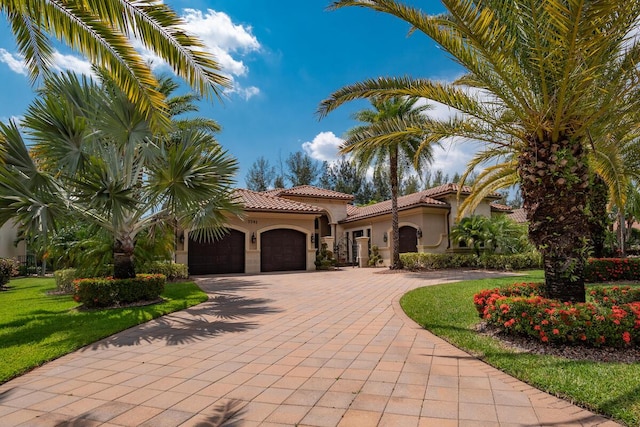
[176,183,513,275]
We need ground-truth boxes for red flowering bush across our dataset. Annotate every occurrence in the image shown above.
[73,274,166,308]
[584,258,640,282]
[589,286,640,307]
[474,283,640,348]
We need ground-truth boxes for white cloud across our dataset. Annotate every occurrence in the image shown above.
[51,52,93,76]
[302,131,345,163]
[0,48,93,78]
[225,84,260,100]
[136,8,262,100]
[0,49,27,75]
[181,9,260,77]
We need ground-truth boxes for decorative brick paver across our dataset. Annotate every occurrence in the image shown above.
[0,268,622,426]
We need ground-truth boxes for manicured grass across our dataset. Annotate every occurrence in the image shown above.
[400,270,640,427]
[0,277,208,384]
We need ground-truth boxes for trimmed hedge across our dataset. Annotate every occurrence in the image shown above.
[54,268,78,293]
[474,282,640,348]
[0,258,18,286]
[73,274,166,308]
[585,258,640,282]
[140,261,188,281]
[400,252,542,271]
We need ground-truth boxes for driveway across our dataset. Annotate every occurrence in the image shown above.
[0,268,620,426]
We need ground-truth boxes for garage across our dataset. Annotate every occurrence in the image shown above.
[188,229,245,275]
[399,225,418,254]
[261,229,307,272]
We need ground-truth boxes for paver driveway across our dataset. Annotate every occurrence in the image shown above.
[0,268,621,426]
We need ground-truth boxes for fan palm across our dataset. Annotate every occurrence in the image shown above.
[0,72,240,279]
[339,96,435,269]
[319,0,640,302]
[0,0,228,130]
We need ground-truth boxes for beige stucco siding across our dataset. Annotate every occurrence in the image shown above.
[0,221,26,259]
[339,207,450,265]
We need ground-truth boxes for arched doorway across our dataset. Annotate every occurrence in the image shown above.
[399,226,418,254]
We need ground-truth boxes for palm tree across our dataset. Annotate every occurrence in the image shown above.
[338,96,435,269]
[450,215,489,257]
[0,0,228,129]
[319,0,640,302]
[0,72,240,279]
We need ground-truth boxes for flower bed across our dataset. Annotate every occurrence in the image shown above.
[73,274,166,308]
[585,257,640,282]
[474,282,640,348]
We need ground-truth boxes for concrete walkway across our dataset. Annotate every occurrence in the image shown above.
[0,268,621,426]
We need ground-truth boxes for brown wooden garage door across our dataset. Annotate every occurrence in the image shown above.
[399,226,418,254]
[261,229,306,272]
[188,229,245,275]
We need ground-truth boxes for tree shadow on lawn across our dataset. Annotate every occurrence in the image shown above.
[88,279,282,348]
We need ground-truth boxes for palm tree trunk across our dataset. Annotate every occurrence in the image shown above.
[519,135,589,303]
[587,174,608,258]
[390,148,402,270]
[114,234,136,279]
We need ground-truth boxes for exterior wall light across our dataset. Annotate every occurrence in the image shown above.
[178,232,184,244]
[383,232,388,243]
[251,232,256,244]
[416,228,423,239]
[311,234,315,244]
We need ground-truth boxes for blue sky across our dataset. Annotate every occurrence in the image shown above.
[0,1,473,187]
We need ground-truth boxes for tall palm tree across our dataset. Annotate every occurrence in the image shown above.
[0,72,240,279]
[339,97,435,269]
[0,0,228,129]
[319,0,640,302]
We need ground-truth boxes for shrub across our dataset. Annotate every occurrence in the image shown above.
[589,286,640,307]
[400,252,541,271]
[139,261,188,281]
[54,269,78,293]
[474,282,640,348]
[0,258,18,286]
[584,258,640,282]
[73,274,166,308]
[368,245,383,267]
[315,243,337,270]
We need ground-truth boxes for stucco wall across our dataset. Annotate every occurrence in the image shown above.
[339,207,450,265]
[0,221,26,259]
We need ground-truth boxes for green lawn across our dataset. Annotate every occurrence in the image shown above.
[0,277,208,384]
[400,271,640,427]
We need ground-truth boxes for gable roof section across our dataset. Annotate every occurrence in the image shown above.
[507,208,527,223]
[264,185,355,201]
[490,202,512,213]
[234,189,323,214]
[342,190,448,223]
[421,183,502,199]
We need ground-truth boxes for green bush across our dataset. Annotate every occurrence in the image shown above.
[400,252,541,271]
[584,258,640,282]
[73,274,166,308]
[315,243,337,270]
[139,261,188,281]
[54,268,78,293]
[0,258,18,286]
[474,282,640,348]
[368,245,383,267]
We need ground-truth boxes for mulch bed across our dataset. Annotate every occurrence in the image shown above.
[476,322,640,363]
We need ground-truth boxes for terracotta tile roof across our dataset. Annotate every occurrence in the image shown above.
[507,208,528,223]
[234,189,323,214]
[264,185,355,201]
[421,183,502,199]
[342,190,448,223]
[490,202,512,212]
